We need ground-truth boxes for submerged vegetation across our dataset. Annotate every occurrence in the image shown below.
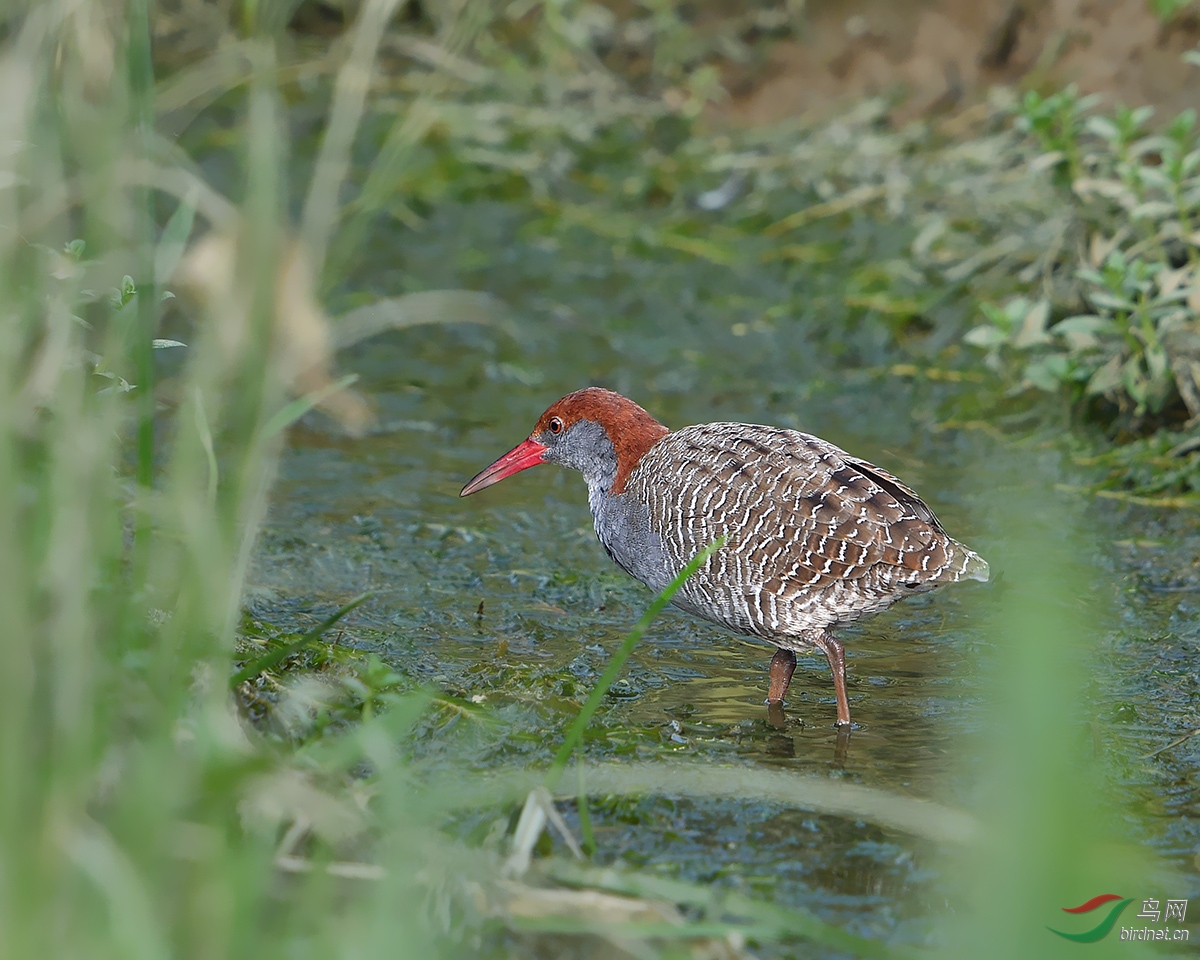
[1,0,1198,958]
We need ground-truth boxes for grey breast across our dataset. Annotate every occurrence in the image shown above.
[590,488,673,594]
[621,423,987,639]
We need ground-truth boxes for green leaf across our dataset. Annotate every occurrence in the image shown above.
[963,325,1008,348]
[1012,298,1051,348]
[154,197,196,286]
[111,275,138,309]
[1051,315,1115,336]
[1129,200,1176,220]
[261,373,360,439]
[1088,291,1134,312]
[1086,355,1124,395]
[1167,107,1196,139]
[1029,150,1066,173]
[1024,357,1067,392]
[979,302,1011,329]
[1084,116,1120,143]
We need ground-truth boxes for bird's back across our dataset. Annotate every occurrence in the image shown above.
[621,423,987,638]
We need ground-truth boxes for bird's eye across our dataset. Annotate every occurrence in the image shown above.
[548,417,564,435]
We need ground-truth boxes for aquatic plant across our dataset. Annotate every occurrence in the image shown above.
[968,98,1200,441]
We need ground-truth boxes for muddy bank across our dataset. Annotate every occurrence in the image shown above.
[707,0,1200,125]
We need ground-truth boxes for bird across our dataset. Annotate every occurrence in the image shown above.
[460,387,988,727]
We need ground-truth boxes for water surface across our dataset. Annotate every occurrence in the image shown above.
[248,201,1200,948]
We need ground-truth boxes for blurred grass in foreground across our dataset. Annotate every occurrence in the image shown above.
[0,2,1188,958]
[1,2,439,956]
[939,466,1167,959]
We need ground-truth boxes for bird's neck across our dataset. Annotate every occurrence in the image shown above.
[610,416,670,494]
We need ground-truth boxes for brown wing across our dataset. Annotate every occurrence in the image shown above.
[842,455,944,530]
[627,423,977,635]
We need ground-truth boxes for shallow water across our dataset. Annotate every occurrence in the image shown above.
[248,201,1200,949]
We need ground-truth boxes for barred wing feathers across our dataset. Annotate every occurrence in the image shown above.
[624,423,987,637]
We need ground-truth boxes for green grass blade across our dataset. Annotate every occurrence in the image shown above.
[545,539,723,790]
[575,764,595,856]
[230,592,372,687]
[153,194,196,286]
[191,388,219,508]
[128,0,157,495]
[299,0,408,275]
[261,373,359,439]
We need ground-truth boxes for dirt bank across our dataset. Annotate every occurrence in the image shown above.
[713,0,1200,125]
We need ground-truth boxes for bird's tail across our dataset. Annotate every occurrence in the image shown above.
[946,540,989,583]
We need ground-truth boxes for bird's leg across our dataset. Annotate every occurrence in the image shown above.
[812,633,851,727]
[767,647,796,704]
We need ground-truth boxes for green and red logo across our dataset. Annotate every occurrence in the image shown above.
[1048,894,1134,943]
